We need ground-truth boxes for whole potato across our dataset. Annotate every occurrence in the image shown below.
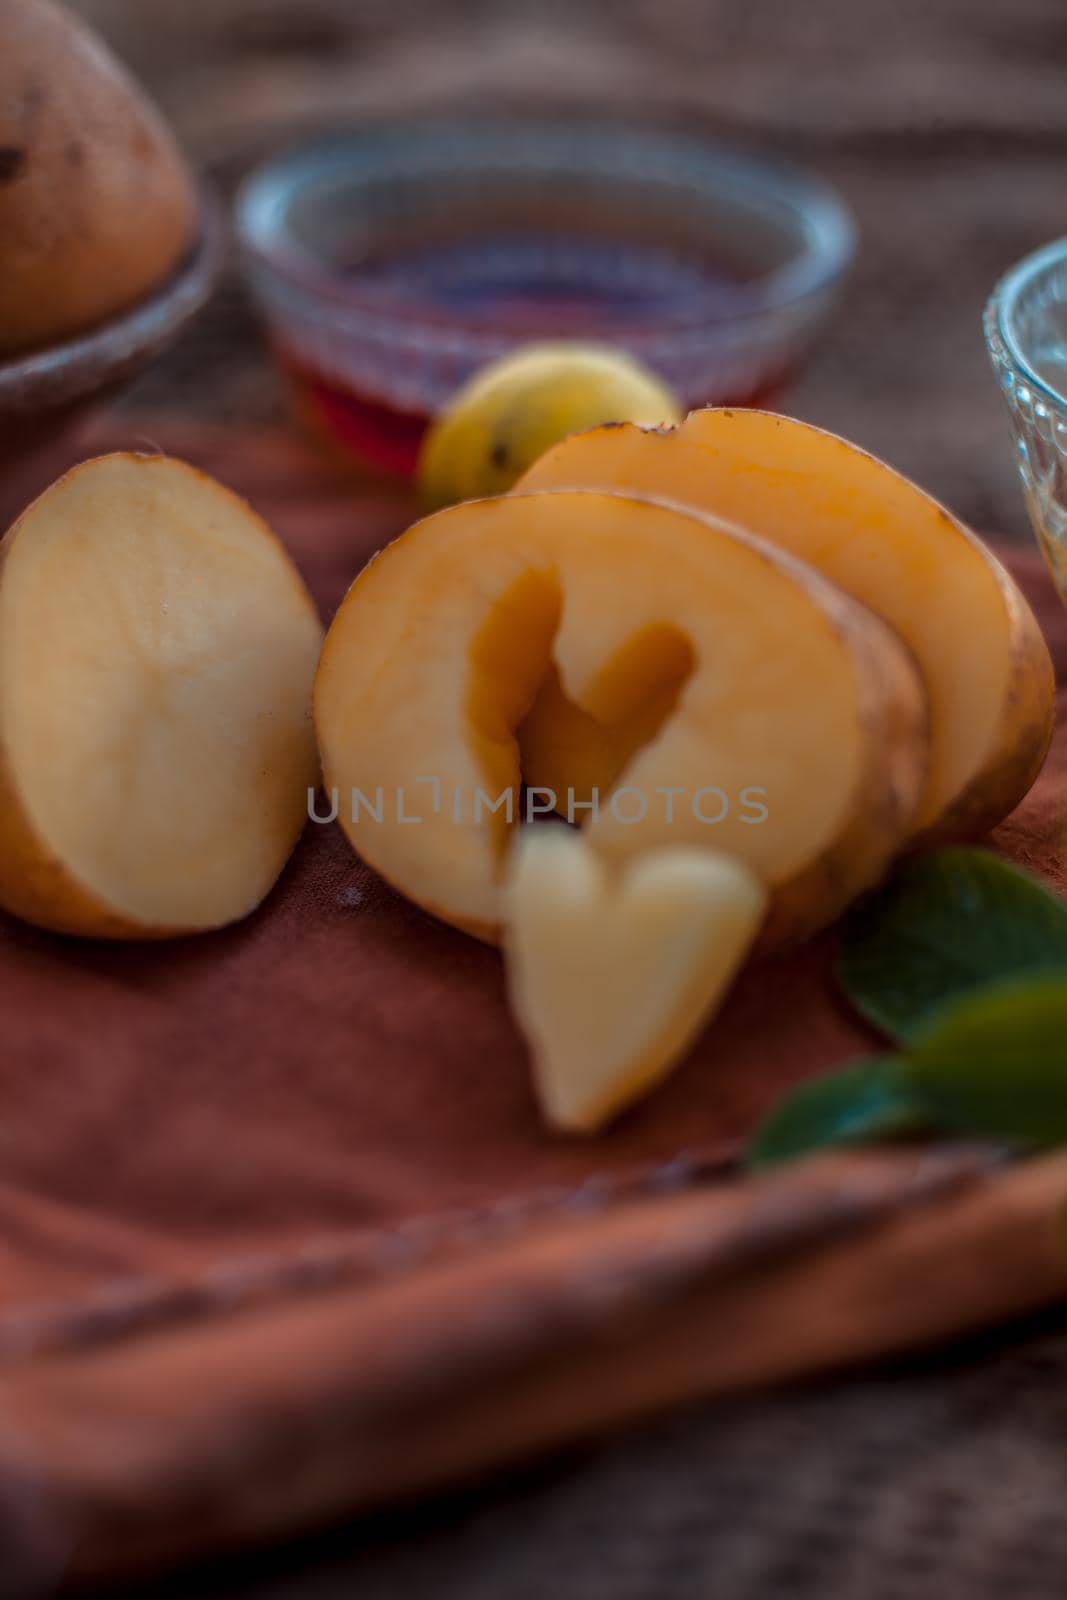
[0,0,199,357]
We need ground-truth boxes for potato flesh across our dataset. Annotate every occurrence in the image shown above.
[518,625,694,808]
[0,455,323,933]
[315,490,926,940]
[520,409,1054,835]
[505,829,768,1131]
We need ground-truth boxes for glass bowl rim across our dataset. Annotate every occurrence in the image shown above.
[235,121,856,339]
[986,235,1067,413]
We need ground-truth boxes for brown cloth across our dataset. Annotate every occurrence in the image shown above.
[2,421,1067,1596]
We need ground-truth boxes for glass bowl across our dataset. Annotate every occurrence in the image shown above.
[985,238,1067,593]
[235,122,855,476]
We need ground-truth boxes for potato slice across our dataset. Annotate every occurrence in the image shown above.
[315,490,928,945]
[519,409,1054,841]
[506,828,767,1131]
[0,454,323,936]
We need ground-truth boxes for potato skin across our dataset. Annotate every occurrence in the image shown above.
[912,544,1055,846]
[0,0,198,357]
[754,590,929,949]
[0,748,167,938]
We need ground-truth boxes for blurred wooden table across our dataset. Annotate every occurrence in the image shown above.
[68,2,1067,1596]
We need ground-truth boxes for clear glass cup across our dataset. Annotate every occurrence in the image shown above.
[985,239,1067,593]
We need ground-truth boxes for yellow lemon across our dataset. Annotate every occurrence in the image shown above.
[416,342,682,510]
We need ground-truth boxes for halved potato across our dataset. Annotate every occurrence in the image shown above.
[315,490,928,945]
[0,454,323,936]
[519,409,1054,841]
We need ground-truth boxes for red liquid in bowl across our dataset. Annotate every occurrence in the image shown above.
[287,358,792,479]
[283,359,430,477]
[274,233,795,477]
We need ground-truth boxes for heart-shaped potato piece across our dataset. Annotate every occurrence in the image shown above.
[315,490,928,945]
[505,826,767,1131]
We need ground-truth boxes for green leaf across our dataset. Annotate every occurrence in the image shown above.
[904,975,1067,1148]
[838,848,1067,1043]
[747,1056,928,1169]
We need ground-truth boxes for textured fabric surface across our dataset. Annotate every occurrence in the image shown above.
[0,420,1066,1594]
[0,416,1061,1315]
